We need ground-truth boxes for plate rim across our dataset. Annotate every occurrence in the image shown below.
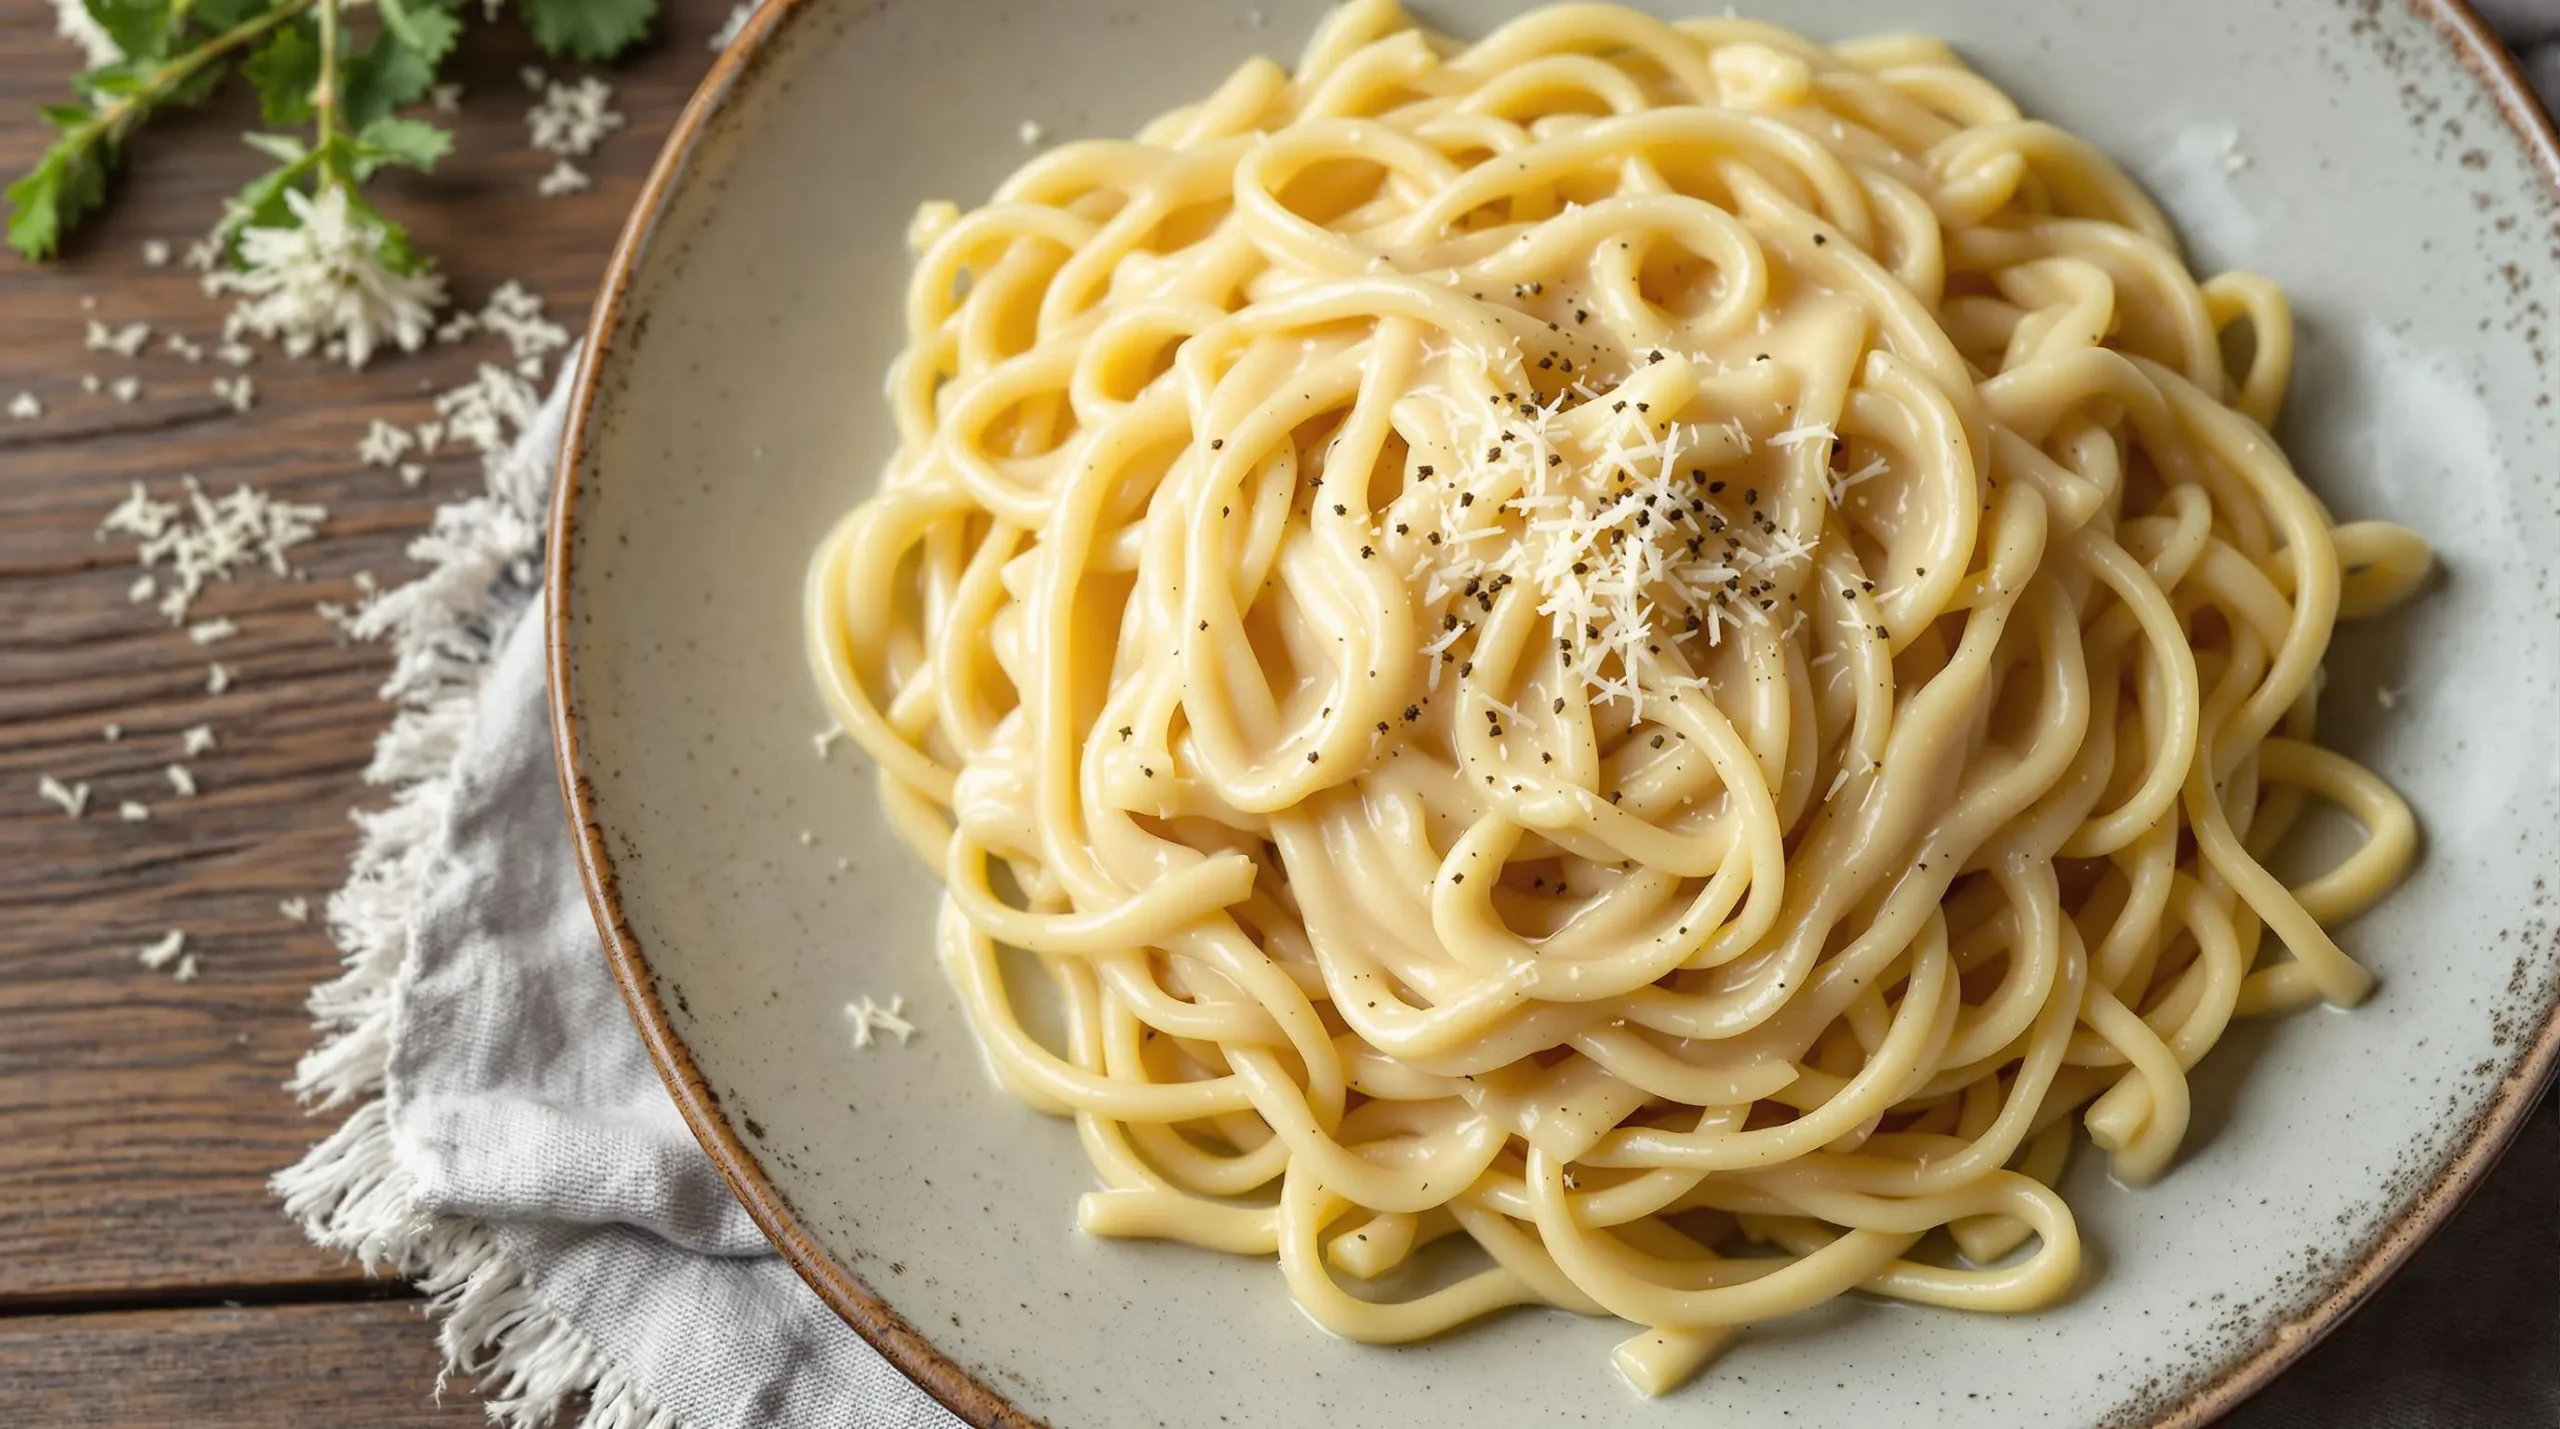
[543,4,2560,1425]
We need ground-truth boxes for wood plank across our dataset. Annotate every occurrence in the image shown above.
[0,1299,489,1425]
[0,0,738,1301]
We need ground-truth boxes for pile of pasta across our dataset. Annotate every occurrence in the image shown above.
[809,0,2428,1392]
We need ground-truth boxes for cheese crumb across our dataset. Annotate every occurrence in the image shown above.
[86,320,150,357]
[358,418,416,467]
[118,800,151,822]
[206,663,234,695]
[187,617,239,645]
[37,775,91,819]
[537,159,592,197]
[528,76,624,157]
[211,375,255,412]
[81,373,101,393]
[166,764,198,797]
[797,829,815,847]
[813,725,843,757]
[102,723,121,742]
[8,392,41,420]
[280,897,310,923]
[111,376,141,403]
[182,723,218,756]
[137,930,187,970]
[172,952,201,983]
[142,239,171,267]
[398,463,426,488]
[1017,119,1047,148]
[844,995,917,1049]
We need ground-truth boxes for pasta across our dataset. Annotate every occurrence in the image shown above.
[806,0,2430,1394]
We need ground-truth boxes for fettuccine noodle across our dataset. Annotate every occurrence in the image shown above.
[807,0,2429,1393]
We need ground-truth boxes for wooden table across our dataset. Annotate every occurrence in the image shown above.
[0,3,733,1420]
[3,2,2557,1423]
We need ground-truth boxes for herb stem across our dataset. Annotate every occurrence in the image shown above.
[313,0,344,164]
[72,0,318,157]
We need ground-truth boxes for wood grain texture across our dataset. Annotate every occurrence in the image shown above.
[0,0,735,1304]
[0,1298,489,1424]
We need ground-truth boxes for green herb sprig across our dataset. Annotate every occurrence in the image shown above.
[12,0,659,265]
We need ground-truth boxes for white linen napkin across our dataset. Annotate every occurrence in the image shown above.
[275,20,2560,1428]
[275,370,957,1429]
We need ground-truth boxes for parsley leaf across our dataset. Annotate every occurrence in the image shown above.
[242,20,320,127]
[519,0,657,63]
[348,117,453,179]
[343,0,460,128]
[7,110,112,261]
[84,0,180,63]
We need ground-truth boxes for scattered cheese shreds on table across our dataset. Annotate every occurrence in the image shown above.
[206,662,235,694]
[166,764,197,797]
[119,800,151,822]
[97,476,327,623]
[142,239,170,267]
[101,723,121,742]
[181,723,218,756]
[8,392,40,420]
[186,617,239,645]
[280,897,310,924]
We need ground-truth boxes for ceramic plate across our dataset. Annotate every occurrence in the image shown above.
[549,3,2560,1424]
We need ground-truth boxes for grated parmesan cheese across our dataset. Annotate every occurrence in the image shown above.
[85,319,150,357]
[280,897,310,923]
[536,159,592,197]
[172,952,200,983]
[186,617,238,645]
[844,995,917,1048]
[101,723,121,741]
[1017,119,1047,148]
[210,375,254,412]
[136,930,186,970]
[141,239,170,267]
[37,775,90,819]
[181,724,217,756]
[206,663,234,694]
[528,76,623,158]
[8,391,41,420]
[166,764,197,797]
[118,800,150,822]
[99,476,326,623]
[111,376,140,403]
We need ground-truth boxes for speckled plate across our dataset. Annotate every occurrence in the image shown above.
[547,3,2560,1425]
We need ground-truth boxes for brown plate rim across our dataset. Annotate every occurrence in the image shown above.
[545,4,2560,1426]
